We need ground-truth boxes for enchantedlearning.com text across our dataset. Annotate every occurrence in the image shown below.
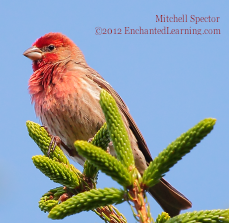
[95,26,221,35]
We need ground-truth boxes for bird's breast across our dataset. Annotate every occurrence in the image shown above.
[37,72,105,150]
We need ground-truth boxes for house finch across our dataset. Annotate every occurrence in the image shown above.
[24,32,191,216]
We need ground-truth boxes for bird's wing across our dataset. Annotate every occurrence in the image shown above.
[75,63,192,217]
[85,67,152,163]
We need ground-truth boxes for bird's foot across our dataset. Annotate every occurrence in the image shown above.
[88,138,93,143]
[41,125,51,135]
[106,142,113,154]
[41,126,61,156]
[108,141,113,147]
[48,135,61,156]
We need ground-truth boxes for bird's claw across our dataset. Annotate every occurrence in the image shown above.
[47,135,61,156]
[88,138,93,143]
[41,125,52,137]
[40,126,61,156]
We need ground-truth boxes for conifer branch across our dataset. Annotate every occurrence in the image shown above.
[100,89,135,169]
[28,121,127,223]
[39,187,67,212]
[143,118,216,188]
[75,141,132,187]
[26,121,69,164]
[27,91,223,223]
[156,212,170,223]
[95,205,127,223]
[167,209,229,223]
[32,155,80,189]
[83,122,110,179]
[48,188,125,219]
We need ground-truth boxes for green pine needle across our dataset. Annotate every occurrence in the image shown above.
[75,141,132,187]
[26,121,69,165]
[143,118,216,188]
[99,89,135,169]
[39,199,59,213]
[156,212,171,223]
[48,188,125,219]
[167,209,229,223]
[91,122,110,150]
[39,187,67,212]
[42,186,67,200]
[32,155,80,189]
[83,122,110,179]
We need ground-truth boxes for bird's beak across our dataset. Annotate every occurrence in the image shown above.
[23,46,43,61]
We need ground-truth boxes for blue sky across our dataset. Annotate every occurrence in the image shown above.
[0,0,228,222]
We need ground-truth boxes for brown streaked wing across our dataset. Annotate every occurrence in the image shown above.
[85,67,153,163]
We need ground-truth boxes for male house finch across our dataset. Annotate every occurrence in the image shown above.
[24,33,191,216]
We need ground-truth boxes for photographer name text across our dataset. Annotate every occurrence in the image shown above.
[156,14,220,24]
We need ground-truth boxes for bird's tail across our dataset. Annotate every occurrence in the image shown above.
[148,178,192,217]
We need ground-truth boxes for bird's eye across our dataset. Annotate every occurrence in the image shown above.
[48,45,55,51]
